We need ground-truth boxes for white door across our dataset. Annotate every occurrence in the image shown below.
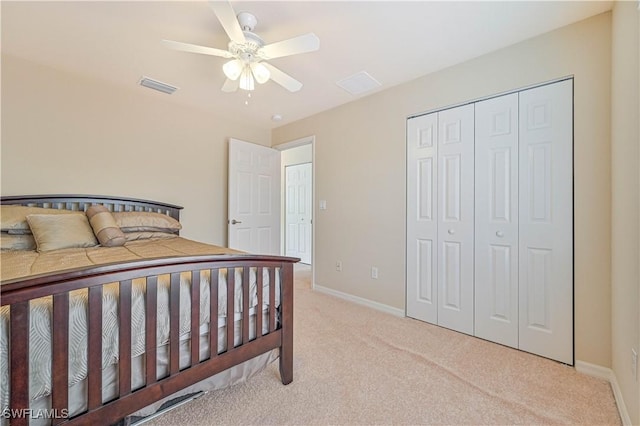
[474,93,519,348]
[518,80,573,364]
[406,112,439,324]
[437,104,475,335]
[228,138,280,255]
[285,162,312,264]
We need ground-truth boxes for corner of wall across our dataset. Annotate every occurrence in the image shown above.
[575,361,633,425]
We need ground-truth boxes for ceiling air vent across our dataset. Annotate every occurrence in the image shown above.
[336,71,381,96]
[139,76,178,94]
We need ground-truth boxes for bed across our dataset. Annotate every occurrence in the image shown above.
[0,194,298,425]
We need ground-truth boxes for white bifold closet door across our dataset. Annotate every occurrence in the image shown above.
[408,79,573,364]
[406,104,474,335]
[436,105,475,335]
[518,80,573,364]
[474,93,520,349]
[474,80,573,364]
[406,113,439,324]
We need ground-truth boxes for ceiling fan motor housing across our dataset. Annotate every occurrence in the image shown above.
[229,31,265,62]
[237,11,258,31]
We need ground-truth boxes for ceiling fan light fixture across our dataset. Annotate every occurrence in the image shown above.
[223,59,243,81]
[250,62,270,84]
[239,66,255,91]
[165,3,319,93]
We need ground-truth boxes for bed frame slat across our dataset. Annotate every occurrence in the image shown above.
[256,267,263,338]
[52,293,70,423]
[145,276,158,385]
[87,286,103,409]
[209,269,219,358]
[119,280,132,396]
[226,268,235,352]
[242,267,250,344]
[190,271,201,366]
[269,268,276,332]
[169,273,180,375]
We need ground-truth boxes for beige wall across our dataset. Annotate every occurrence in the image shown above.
[611,1,640,424]
[281,144,313,166]
[1,54,270,246]
[273,13,613,367]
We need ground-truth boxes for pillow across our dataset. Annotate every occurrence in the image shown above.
[113,211,181,234]
[1,232,36,251]
[86,205,126,247]
[1,205,75,234]
[26,213,98,252]
[123,231,178,242]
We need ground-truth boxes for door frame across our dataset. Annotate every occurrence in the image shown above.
[275,136,315,277]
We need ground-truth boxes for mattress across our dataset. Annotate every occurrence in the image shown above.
[0,237,281,424]
[0,237,245,281]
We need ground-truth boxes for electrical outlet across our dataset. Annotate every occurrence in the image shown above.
[371,267,378,279]
[632,349,638,381]
[336,261,342,272]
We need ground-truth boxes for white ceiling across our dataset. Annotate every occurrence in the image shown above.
[1,1,612,129]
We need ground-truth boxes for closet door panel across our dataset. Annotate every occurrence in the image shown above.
[437,104,474,335]
[474,93,519,348]
[518,80,573,364]
[406,113,438,324]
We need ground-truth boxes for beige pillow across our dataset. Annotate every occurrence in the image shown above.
[113,211,181,233]
[27,213,98,252]
[1,232,36,251]
[86,205,126,247]
[1,205,75,234]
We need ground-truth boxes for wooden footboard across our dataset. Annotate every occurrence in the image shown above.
[1,254,296,425]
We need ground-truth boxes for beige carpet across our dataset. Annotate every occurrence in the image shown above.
[147,265,620,425]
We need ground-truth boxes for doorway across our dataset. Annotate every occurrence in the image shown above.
[285,162,312,263]
[277,138,314,267]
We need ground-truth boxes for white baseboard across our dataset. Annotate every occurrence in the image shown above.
[575,360,632,425]
[312,283,405,317]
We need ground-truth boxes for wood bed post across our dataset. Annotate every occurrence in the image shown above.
[9,302,29,426]
[279,262,294,385]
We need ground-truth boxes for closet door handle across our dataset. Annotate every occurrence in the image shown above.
[496,231,504,238]
[448,229,455,235]
[230,219,242,225]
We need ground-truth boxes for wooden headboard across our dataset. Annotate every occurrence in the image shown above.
[0,194,183,221]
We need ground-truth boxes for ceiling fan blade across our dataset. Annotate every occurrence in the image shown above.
[209,1,246,44]
[259,33,320,60]
[163,39,232,58]
[221,78,239,93]
[261,63,303,92]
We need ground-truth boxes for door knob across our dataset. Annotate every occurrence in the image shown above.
[448,229,455,235]
[496,231,504,238]
[230,219,242,225]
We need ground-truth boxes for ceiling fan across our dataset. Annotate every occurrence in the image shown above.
[163,1,320,93]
